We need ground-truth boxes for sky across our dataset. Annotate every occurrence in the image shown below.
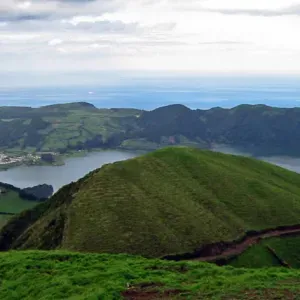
[1,0,300,79]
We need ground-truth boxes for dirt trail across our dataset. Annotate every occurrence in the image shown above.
[195,227,300,263]
[164,225,300,263]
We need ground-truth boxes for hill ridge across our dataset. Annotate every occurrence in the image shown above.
[2,147,300,257]
[3,102,300,157]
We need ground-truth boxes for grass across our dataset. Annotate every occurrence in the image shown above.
[65,147,300,256]
[0,188,40,229]
[229,236,300,268]
[0,191,38,214]
[228,244,282,268]
[3,147,300,258]
[1,250,300,299]
[266,236,300,268]
[119,139,159,151]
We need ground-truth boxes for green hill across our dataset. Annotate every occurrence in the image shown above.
[1,250,300,299]
[2,147,300,257]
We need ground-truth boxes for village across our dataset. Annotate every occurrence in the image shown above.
[0,153,40,166]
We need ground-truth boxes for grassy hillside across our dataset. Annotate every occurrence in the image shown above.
[3,147,300,257]
[0,102,141,155]
[1,250,300,299]
[0,191,37,214]
[229,236,300,269]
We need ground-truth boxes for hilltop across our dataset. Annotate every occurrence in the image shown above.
[2,147,300,257]
[2,102,300,163]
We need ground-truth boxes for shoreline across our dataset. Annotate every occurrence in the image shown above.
[2,144,300,172]
[0,147,146,171]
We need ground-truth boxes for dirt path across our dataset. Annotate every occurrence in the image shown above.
[194,227,300,263]
[164,225,300,263]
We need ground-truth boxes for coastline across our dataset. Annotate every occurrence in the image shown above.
[0,147,147,171]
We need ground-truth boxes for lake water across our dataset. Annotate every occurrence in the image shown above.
[1,147,300,192]
[0,151,137,192]
[212,144,300,174]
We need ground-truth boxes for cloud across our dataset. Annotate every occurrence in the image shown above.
[61,16,176,34]
[1,0,300,76]
[16,1,32,10]
[0,13,50,22]
[52,0,98,2]
[48,38,63,46]
[198,41,251,45]
[0,0,121,23]
[203,4,300,17]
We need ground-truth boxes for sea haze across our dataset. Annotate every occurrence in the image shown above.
[1,76,300,110]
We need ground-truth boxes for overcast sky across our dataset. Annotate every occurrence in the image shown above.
[1,0,300,76]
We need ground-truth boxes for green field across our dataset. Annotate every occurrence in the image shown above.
[0,191,37,214]
[0,103,142,156]
[0,187,41,229]
[3,147,300,258]
[1,250,300,299]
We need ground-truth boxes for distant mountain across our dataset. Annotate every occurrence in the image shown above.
[20,184,54,201]
[136,104,300,156]
[2,147,300,257]
[2,102,300,156]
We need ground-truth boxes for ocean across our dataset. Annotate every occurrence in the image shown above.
[0,75,300,110]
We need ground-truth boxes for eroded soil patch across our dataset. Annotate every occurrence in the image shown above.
[240,289,298,300]
[122,283,184,300]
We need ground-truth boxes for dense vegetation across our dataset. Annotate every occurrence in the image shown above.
[20,184,54,201]
[1,250,300,299]
[0,102,141,155]
[2,147,300,257]
[3,102,300,156]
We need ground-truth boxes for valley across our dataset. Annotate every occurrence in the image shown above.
[3,104,300,299]
[3,0,300,296]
